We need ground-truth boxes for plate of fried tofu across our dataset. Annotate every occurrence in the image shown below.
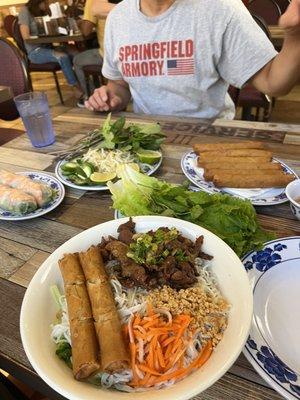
[181,141,298,206]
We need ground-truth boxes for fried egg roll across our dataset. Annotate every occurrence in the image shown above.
[0,184,37,214]
[0,170,52,207]
[213,172,295,188]
[199,149,272,160]
[193,141,264,153]
[79,246,130,373]
[204,168,283,182]
[198,156,271,166]
[59,253,100,380]
[199,161,282,170]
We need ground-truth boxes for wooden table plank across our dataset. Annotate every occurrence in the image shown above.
[9,250,50,287]
[0,238,37,279]
[0,219,82,253]
[0,148,54,170]
[25,34,84,44]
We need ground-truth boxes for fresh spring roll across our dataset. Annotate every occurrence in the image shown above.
[213,172,295,188]
[59,253,100,380]
[197,156,271,167]
[193,141,264,153]
[79,246,130,373]
[0,170,52,207]
[204,168,284,182]
[199,149,272,160]
[0,184,37,214]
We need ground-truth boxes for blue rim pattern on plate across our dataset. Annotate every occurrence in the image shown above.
[0,172,65,221]
[181,151,298,206]
[242,237,300,400]
[55,154,163,191]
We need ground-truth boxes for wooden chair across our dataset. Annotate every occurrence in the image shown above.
[273,0,290,13]
[247,0,281,24]
[3,15,16,37]
[11,16,64,104]
[232,15,273,121]
[82,64,103,96]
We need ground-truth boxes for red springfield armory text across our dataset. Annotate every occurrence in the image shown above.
[119,39,194,77]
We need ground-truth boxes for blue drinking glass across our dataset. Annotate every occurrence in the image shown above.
[14,92,56,148]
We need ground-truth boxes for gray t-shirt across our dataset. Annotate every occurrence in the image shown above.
[102,0,277,119]
[18,7,40,54]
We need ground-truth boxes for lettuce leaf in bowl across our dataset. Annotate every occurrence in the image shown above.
[107,165,275,257]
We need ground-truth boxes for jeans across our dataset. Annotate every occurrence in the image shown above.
[73,49,103,96]
[28,47,77,86]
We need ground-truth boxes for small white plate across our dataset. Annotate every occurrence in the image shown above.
[242,237,300,400]
[181,151,298,206]
[0,172,65,221]
[55,155,162,191]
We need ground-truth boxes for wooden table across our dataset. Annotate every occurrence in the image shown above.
[0,85,12,103]
[1,109,300,400]
[25,33,84,45]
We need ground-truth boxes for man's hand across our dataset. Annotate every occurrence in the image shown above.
[85,80,131,112]
[279,0,300,34]
[85,86,122,111]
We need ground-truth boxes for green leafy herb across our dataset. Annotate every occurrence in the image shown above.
[56,342,72,369]
[127,227,180,265]
[52,113,165,160]
[107,165,275,257]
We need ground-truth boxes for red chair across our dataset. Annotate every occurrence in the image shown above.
[0,37,27,143]
[248,0,281,24]
[11,16,64,104]
[3,15,16,37]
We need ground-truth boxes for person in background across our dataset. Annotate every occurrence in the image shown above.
[19,0,83,99]
[85,0,300,120]
[73,0,116,107]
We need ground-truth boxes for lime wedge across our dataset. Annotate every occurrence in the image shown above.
[90,171,117,184]
[136,150,162,165]
[127,163,140,171]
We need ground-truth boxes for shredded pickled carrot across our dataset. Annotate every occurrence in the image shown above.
[125,303,213,388]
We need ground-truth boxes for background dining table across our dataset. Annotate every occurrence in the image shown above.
[0,109,300,400]
[25,33,84,45]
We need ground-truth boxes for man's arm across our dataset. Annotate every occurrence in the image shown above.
[250,0,300,97]
[85,79,131,111]
[91,0,115,17]
[20,24,30,40]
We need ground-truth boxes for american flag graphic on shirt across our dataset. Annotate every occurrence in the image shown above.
[167,59,195,76]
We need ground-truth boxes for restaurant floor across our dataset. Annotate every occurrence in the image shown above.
[1,71,300,132]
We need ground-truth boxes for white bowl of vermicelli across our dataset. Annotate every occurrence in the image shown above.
[20,216,252,400]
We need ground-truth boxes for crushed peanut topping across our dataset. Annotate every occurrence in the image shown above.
[147,285,229,346]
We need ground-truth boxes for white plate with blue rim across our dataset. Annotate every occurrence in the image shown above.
[242,237,300,400]
[55,155,162,191]
[181,151,298,206]
[0,172,65,221]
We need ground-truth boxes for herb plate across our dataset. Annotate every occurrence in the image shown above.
[55,156,162,191]
[242,237,300,400]
[0,172,65,221]
[181,151,298,206]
